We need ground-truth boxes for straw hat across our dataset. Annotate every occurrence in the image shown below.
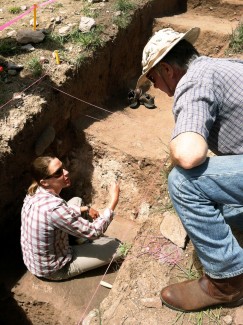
[136,27,200,88]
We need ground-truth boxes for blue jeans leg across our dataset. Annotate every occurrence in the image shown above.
[168,155,243,279]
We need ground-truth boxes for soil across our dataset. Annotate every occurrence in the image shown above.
[0,0,243,324]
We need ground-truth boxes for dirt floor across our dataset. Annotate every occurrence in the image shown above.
[0,0,243,324]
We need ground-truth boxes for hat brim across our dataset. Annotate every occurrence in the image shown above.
[136,27,200,88]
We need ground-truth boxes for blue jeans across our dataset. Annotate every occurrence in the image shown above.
[168,155,243,279]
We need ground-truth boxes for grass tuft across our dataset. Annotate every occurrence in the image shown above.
[8,6,21,14]
[113,0,136,29]
[27,57,43,77]
[0,39,19,55]
[228,22,243,53]
[118,242,132,258]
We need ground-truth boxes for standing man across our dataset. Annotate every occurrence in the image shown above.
[21,156,121,281]
[137,27,243,311]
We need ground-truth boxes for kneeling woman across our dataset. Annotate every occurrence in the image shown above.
[21,156,121,281]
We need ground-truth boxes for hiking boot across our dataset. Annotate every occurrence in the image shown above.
[128,88,142,108]
[160,273,243,312]
[139,93,156,109]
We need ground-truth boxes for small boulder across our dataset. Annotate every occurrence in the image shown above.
[16,29,45,44]
[79,16,96,33]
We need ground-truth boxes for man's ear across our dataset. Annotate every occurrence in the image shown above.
[161,62,174,78]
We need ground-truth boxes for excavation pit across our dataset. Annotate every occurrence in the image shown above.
[0,0,242,324]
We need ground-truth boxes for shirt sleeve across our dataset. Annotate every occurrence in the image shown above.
[48,200,113,239]
[172,79,217,141]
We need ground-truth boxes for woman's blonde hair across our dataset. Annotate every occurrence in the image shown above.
[28,156,55,195]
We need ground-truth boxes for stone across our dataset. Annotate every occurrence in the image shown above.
[58,25,71,35]
[7,62,24,71]
[8,70,17,76]
[82,309,99,325]
[136,202,150,223]
[35,126,56,156]
[21,44,35,51]
[235,307,243,325]
[16,30,45,44]
[7,30,17,37]
[160,211,187,248]
[222,315,233,325]
[140,297,161,308]
[29,18,39,27]
[79,16,96,33]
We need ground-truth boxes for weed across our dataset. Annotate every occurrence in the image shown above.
[27,58,43,77]
[118,242,132,257]
[8,6,21,14]
[75,53,87,68]
[113,0,136,28]
[113,13,131,29]
[54,2,63,8]
[0,39,19,55]
[228,22,243,53]
[50,26,103,50]
[82,3,99,18]
[114,0,135,12]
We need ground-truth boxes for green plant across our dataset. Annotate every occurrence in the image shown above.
[69,26,104,50]
[54,2,63,8]
[50,26,103,50]
[27,57,43,77]
[82,3,99,18]
[8,6,21,14]
[75,53,86,68]
[0,39,18,55]
[228,22,243,53]
[118,242,132,257]
[113,14,131,29]
[114,0,135,12]
[113,0,136,28]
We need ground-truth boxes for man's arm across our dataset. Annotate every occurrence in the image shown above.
[170,132,208,169]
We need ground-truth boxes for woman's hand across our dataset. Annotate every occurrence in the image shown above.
[88,207,99,220]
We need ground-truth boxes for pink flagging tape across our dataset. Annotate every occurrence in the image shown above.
[0,0,56,31]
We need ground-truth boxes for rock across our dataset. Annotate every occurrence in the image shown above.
[114,10,122,16]
[136,202,150,223]
[29,18,39,27]
[235,307,243,325]
[21,44,35,51]
[160,211,187,248]
[79,17,96,33]
[35,126,56,156]
[58,26,71,36]
[21,5,27,11]
[7,63,24,71]
[16,30,45,44]
[7,30,17,37]
[55,16,62,24]
[8,70,17,76]
[40,57,49,64]
[82,309,100,325]
[222,315,233,325]
[140,297,161,308]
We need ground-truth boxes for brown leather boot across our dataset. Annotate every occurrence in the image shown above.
[160,273,243,312]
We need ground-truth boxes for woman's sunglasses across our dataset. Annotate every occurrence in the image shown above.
[44,166,65,179]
